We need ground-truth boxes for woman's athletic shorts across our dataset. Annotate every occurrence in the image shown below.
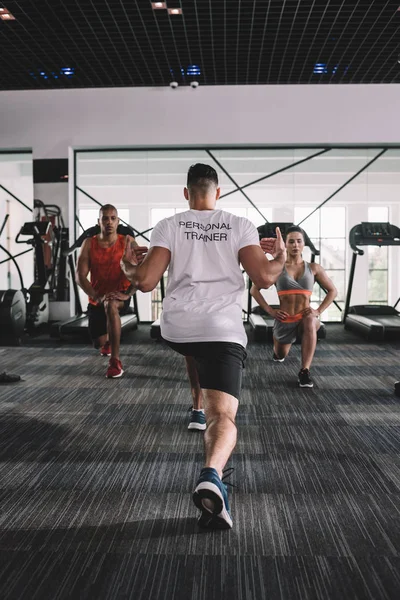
[87,297,131,341]
[166,341,247,399]
[273,319,301,345]
[273,313,319,344]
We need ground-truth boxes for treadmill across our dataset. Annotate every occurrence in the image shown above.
[343,222,400,341]
[150,275,166,340]
[51,224,139,340]
[249,222,327,342]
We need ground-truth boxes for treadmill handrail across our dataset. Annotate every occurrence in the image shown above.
[257,222,320,255]
[65,224,137,256]
[349,225,364,255]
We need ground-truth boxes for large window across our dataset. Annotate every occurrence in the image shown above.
[294,206,346,321]
[75,147,400,322]
[368,206,389,305]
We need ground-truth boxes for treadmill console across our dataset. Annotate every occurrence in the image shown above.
[360,222,391,240]
[258,222,320,256]
[257,222,294,240]
[350,222,400,250]
[20,221,51,237]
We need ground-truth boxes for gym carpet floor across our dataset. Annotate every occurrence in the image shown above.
[0,325,399,600]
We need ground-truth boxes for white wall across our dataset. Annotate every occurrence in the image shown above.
[1,85,400,159]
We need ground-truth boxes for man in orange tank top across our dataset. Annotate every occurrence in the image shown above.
[76,205,137,378]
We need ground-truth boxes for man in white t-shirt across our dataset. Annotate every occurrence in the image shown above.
[121,163,286,530]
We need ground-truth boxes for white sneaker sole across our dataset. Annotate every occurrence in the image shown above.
[273,357,285,362]
[188,422,206,431]
[193,481,233,529]
[298,381,313,388]
[107,368,124,379]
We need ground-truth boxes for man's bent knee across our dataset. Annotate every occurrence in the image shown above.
[204,390,238,421]
[207,412,237,428]
[104,299,122,314]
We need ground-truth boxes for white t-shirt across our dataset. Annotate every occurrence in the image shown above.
[149,209,260,347]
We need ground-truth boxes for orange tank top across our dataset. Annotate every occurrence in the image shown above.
[89,234,130,305]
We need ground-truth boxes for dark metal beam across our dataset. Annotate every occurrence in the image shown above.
[137,227,154,237]
[75,185,150,242]
[75,214,85,233]
[0,214,9,238]
[0,247,33,266]
[219,148,331,200]
[297,149,387,227]
[0,183,32,212]
[206,150,269,223]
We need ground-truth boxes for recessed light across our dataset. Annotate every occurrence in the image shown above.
[152,2,167,8]
[187,64,201,76]
[313,63,328,74]
[168,8,182,15]
[0,12,15,20]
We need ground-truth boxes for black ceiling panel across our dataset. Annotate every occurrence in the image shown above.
[0,0,399,90]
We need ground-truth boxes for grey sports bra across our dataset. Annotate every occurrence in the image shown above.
[276,261,315,297]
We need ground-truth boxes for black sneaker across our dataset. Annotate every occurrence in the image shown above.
[272,353,285,362]
[298,368,313,388]
[0,371,21,383]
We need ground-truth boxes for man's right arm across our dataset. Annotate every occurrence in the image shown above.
[239,227,286,289]
[75,239,101,302]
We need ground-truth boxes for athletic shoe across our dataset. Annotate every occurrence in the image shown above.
[188,409,206,431]
[106,358,124,378]
[0,371,21,383]
[298,368,313,388]
[272,352,285,362]
[193,467,233,529]
[100,341,111,357]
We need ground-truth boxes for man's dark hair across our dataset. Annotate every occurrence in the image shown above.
[187,163,218,191]
[99,204,118,216]
[284,225,305,241]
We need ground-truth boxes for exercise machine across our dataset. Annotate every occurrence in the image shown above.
[0,201,68,344]
[51,224,139,340]
[343,222,400,341]
[248,222,327,342]
[0,214,26,344]
[150,275,166,340]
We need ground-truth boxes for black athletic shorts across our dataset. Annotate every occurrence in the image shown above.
[87,297,131,341]
[166,341,247,399]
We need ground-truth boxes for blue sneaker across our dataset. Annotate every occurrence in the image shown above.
[193,467,233,529]
[188,409,206,431]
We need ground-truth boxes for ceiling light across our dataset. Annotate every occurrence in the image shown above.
[313,63,328,74]
[0,8,7,12]
[168,8,182,15]
[152,2,167,8]
[187,65,201,76]
[61,67,75,77]
[0,12,15,20]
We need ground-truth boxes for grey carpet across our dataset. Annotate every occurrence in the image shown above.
[0,325,399,600]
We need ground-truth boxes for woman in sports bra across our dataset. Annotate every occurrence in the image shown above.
[251,226,337,388]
